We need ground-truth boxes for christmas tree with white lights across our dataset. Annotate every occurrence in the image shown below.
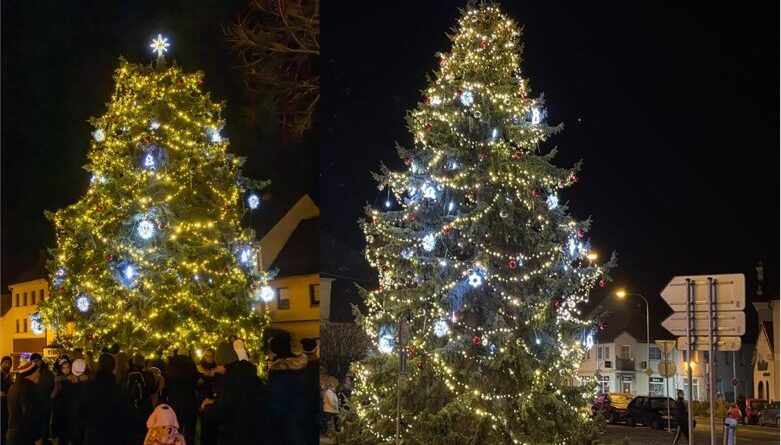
[38,36,272,357]
[348,5,614,444]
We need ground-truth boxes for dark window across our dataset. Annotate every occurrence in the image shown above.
[15,320,19,333]
[31,292,35,305]
[309,284,320,307]
[23,292,27,306]
[39,289,44,302]
[277,288,290,310]
[15,294,19,307]
[23,318,27,333]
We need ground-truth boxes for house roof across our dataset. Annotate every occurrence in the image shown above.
[761,321,774,354]
[269,217,318,277]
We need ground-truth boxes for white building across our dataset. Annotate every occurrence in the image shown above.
[752,300,779,401]
[578,331,753,401]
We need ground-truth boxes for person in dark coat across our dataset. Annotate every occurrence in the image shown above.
[31,353,54,444]
[6,360,43,445]
[79,353,140,445]
[2,355,14,441]
[301,338,321,437]
[672,389,690,445]
[265,332,315,445]
[201,341,262,445]
[196,348,219,445]
[128,353,157,445]
[51,358,78,445]
[164,349,198,445]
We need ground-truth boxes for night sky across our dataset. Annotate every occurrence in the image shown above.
[1,1,318,290]
[320,1,780,339]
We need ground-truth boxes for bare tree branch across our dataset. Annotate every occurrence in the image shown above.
[320,320,371,381]
[224,0,319,139]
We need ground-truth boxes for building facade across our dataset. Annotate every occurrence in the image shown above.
[753,300,779,402]
[1,279,57,364]
[254,195,321,352]
[578,331,753,401]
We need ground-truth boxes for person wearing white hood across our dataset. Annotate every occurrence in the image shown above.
[144,403,185,445]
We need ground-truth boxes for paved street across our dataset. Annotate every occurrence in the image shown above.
[603,418,779,445]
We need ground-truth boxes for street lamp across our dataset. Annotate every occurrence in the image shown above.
[615,288,651,397]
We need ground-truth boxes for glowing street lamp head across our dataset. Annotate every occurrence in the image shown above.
[150,34,170,58]
[616,289,627,299]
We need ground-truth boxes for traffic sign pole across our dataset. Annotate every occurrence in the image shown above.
[707,277,716,445]
[686,278,694,445]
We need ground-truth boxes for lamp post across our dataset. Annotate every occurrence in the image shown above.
[616,289,651,397]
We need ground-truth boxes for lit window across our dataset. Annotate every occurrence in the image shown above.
[309,284,320,307]
[277,288,290,310]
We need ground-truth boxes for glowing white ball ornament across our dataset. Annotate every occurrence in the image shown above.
[460,90,474,107]
[259,286,275,303]
[433,320,449,338]
[247,193,260,210]
[137,220,156,240]
[76,295,91,313]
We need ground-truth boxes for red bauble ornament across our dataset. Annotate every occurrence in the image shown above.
[472,336,481,345]
[403,157,412,166]
[439,58,447,67]
[508,260,517,269]
[158,222,166,230]
[423,96,431,105]
[144,135,152,143]
[97,205,105,213]
[456,88,463,96]
[416,361,425,370]
[106,254,113,261]
[408,345,417,357]
[480,39,488,48]
[111,116,118,123]
[407,214,416,221]
[381,265,389,272]
[599,279,606,288]
[577,229,585,239]
[555,298,562,308]
[511,151,522,159]
[571,173,579,183]
[442,226,452,235]
[189,304,197,313]
[425,123,433,131]
[532,189,540,198]
[59,287,66,293]
[198,76,204,84]
[224,204,230,210]
[86,333,94,341]
[177,79,184,86]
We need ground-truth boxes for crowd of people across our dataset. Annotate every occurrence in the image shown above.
[0,331,320,445]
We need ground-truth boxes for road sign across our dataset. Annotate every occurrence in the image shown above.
[660,274,745,312]
[731,377,740,386]
[676,336,741,352]
[655,340,676,356]
[644,367,654,377]
[661,311,746,336]
[658,360,676,378]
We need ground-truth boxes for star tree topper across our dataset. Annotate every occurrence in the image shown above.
[150,34,170,58]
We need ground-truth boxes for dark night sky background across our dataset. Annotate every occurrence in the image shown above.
[1,1,779,343]
[321,1,780,341]
[1,1,318,289]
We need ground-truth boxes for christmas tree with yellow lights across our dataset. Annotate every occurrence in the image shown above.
[38,36,271,357]
[347,5,614,444]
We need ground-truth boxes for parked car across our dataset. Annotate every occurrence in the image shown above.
[625,396,678,430]
[758,401,779,427]
[745,398,768,424]
[592,392,633,424]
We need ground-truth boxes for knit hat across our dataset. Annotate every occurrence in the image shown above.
[215,341,238,365]
[30,353,42,362]
[71,359,86,376]
[146,403,179,429]
[15,361,38,377]
[233,339,249,362]
[1,356,11,366]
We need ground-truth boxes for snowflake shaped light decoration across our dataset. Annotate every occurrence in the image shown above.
[76,295,91,313]
[422,233,437,252]
[433,319,449,338]
[247,193,260,210]
[258,286,275,302]
[468,270,483,288]
[137,220,156,240]
[150,34,170,58]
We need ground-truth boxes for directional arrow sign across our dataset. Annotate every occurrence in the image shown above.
[677,336,741,352]
[662,311,745,336]
[661,274,745,312]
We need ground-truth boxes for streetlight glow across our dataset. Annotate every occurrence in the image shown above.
[616,289,627,298]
